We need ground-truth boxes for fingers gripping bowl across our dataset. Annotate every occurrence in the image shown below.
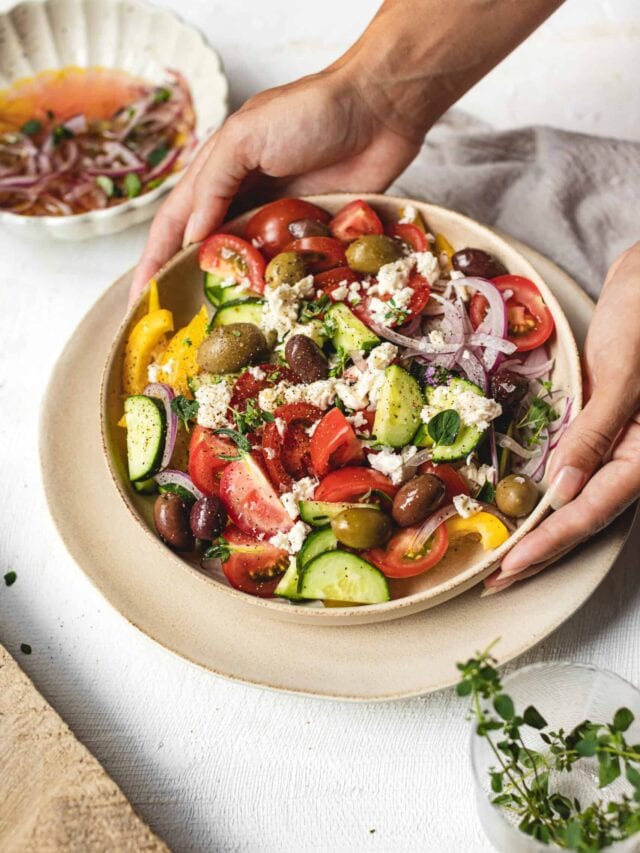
[101,195,581,626]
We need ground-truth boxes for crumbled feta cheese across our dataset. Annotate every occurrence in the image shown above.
[279,476,319,520]
[259,379,337,413]
[450,270,465,280]
[331,281,350,301]
[391,286,414,310]
[375,257,414,296]
[270,520,311,555]
[334,343,398,411]
[367,342,398,370]
[306,420,320,437]
[368,445,418,485]
[399,205,417,224]
[413,251,440,285]
[263,447,276,460]
[459,458,495,492]
[453,494,482,518]
[247,365,266,380]
[347,281,362,304]
[195,382,232,429]
[260,275,315,341]
[347,410,369,430]
[514,475,526,484]
[368,296,393,327]
[147,361,162,383]
[421,384,502,432]
[275,417,286,438]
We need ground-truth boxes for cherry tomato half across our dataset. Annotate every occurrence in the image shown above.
[283,237,346,273]
[199,234,266,294]
[219,527,289,598]
[314,467,398,502]
[386,222,430,252]
[230,364,297,412]
[188,425,236,496]
[469,275,555,352]
[245,198,331,259]
[262,402,323,490]
[364,522,449,578]
[310,408,364,478]
[418,462,470,502]
[329,200,383,242]
[219,453,293,539]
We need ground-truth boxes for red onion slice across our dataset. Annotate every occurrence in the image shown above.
[155,470,204,501]
[494,432,538,459]
[410,503,459,553]
[144,382,177,470]
[455,347,487,391]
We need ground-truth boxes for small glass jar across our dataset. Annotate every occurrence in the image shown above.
[470,662,640,852]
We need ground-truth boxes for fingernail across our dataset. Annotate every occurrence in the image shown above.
[183,212,204,248]
[548,466,587,510]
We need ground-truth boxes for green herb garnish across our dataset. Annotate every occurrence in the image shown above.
[204,537,231,562]
[329,346,350,378]
[170,395,199,430]
[517,395,558,446]
[458,643,640,849]
[147,144,169,167]
[4,570,17,587]
[213,428,252,459]
[21,119,42,136]
[231,399,274,435]
[153,87,171,104]
[300,294,330,323]
[478,481,496,503]
[123,172,142,199]
[95,175,115,197]
[182,337,192,347]
[427,409,461,446]
[52,125,74,144]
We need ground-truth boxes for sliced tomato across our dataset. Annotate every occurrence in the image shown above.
[219,452,293,538]
[283,237,346,273]
[220,527,289,597]
[188,426,236,496]
[245,198,331,259]
[315,266,360,294]
[329,200,383,242]
[314,467,397,502]
[310,408,364,478]
[386,222,429,252]
[418,462,470,502]
[262,402,323,490]
[469,275,555,352]
[230,364,296,412]
[364,523,448,579]
[354,271,431,329]
[199,234,266,294]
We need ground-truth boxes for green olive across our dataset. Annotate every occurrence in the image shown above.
[196,323,269,374]
[265,251,307,287]
[345,235,403,274]
[331,507,393,550]
[495,474,539,518]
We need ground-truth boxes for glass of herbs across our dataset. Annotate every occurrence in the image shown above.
[460,651,640,851]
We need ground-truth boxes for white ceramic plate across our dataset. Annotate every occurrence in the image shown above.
[40,235,634,699]
[101,195,582,626]
[0,0,228,240]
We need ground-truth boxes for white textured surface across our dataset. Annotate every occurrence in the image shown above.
[1,1,639,850]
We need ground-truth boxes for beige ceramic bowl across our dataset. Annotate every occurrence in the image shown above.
[101,194,582,626]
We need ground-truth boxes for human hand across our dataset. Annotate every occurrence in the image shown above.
[485,242,640,593]
[129,65,423,302]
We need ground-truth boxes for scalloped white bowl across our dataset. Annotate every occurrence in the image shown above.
[0,0,228,240]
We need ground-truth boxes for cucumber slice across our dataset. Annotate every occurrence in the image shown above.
[274,558,302,600]
[299,551,390,604]
[211,298,264,328]
[373,365,424,448]
[124,395,166,482]
[325,303,380,354]
[417,377,484,462]
[204,272,259,307]
[158,483,197,504]
[276,528,339,600]
[133,477,158,495]
[299,500,373,527]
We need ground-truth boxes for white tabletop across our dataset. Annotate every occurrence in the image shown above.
[1,1,639,850]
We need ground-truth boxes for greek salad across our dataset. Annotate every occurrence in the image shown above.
[120,197,570,606]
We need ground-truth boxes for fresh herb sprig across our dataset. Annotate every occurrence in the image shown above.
[203,537,231,562]
[231,398,274,435]
[213,428,252,460]
[300,293,330,323]
[517,381,559,446]
[171,395,199,430]
[457,644,640,850]
[329,346,351,378]
[428,409,461,446]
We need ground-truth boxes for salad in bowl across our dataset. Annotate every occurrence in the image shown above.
[106,195,578,619]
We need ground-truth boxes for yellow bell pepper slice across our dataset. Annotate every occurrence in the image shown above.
[156,305,209,398]
[446,511,510,551]
[122,282,174,394]
[399,204,427,232]
[434,233,455,260]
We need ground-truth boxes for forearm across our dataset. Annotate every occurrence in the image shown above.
[333,0,565,139]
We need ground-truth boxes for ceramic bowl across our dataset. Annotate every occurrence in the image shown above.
[101,194,582,626]
[0,0,228,240]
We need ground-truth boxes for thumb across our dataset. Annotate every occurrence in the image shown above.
[547,389,629,509]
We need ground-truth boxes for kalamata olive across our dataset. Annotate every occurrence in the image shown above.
[452,248,508,279]
[154,492,194,551]
[495,474,539,518]
[490,368,530,413]
[345,235,402,274]
[287,218,331,240]
[265,251,307,287]
[190,495,227,541]
[392,474,446,527]
[197,323,269,374]
[331,507,393,550]
[284,334,329,383]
